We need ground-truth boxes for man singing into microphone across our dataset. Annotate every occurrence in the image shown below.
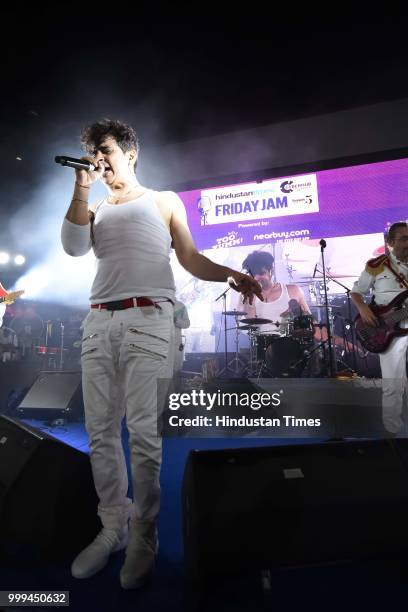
[60,118,262,589]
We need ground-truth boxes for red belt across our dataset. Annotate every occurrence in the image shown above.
[91,297,158,311]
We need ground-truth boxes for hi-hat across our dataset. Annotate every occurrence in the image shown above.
[241,317,272,325]
[224,310,247,316]
[238,324,260,331]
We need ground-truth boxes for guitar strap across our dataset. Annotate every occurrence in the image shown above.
[384,257,408,290]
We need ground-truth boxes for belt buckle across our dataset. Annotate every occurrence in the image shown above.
[106,300,125,311]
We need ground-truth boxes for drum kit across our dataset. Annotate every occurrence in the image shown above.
[222,310,317,378]
[9,313,80,369]
[220,273,359,379]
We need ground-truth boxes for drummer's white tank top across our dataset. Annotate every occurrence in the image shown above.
[253,284,290,333]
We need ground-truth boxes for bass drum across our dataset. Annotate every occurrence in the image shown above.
[264,337,305,377]
[255,333,281,361]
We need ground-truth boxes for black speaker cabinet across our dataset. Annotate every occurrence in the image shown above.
[16,370,83,419]
[0,415,99,560]
[182,439,408,604]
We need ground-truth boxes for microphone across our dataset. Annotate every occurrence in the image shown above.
[227,276,238,289]
[55,156,96,171]
[312,263,318,278]
[319,239,327,249]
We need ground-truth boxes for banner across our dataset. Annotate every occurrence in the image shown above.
[199,174,319,226]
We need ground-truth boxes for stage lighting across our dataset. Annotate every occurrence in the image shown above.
[0,252,10,264]
[14,255,26,266]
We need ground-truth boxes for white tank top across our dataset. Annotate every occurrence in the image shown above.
[90,190,175,303]
[253,284,290,333]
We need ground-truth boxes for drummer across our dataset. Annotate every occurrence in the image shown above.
[240,251,311,332]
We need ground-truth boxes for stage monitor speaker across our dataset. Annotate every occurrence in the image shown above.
[182,439,408,603]
[0,415,99,560]
[16,370,83,419]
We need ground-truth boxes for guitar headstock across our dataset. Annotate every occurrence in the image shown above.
[2,290,25,305]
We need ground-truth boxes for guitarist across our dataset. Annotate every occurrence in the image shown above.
[0,283,24,328]
[0,282,10,327]
[351,222,408,435]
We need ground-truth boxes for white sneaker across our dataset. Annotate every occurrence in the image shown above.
[120,521,158,589]
[71,527,128,579]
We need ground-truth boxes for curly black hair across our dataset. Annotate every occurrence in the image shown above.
[242,251,274,275]
[80,118,140,156]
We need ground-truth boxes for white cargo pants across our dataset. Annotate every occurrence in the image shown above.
[80,301,174,530]
[379,324,408,434]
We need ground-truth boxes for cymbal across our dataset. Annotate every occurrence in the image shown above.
[296,281,319,285]
[284,258,309,262]
[299,276,323,280]
[297,279,329,284]
[241,317,272,325]
[238,324,260,331]
[328,274,358,278]
[299,275,358,280]
[224,310,247,316]
[310,304,343,309]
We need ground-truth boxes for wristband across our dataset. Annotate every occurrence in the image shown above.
[72,197,88,204]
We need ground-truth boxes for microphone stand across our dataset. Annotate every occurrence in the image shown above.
[319,239,336,377]
[59,321,65,370]
[214,286,231,376]
[271,239,277,284]
[324,273,358,373]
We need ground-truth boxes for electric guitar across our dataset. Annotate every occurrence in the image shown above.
[0,290,25,305]
[354,289,408,353]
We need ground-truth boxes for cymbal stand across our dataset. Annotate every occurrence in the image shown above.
[225,317,247,375]
[324,273,358,373]
[44,320,54,368]
[245,328,260,376]
[284,253,295,281]
[331,313,356,375]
